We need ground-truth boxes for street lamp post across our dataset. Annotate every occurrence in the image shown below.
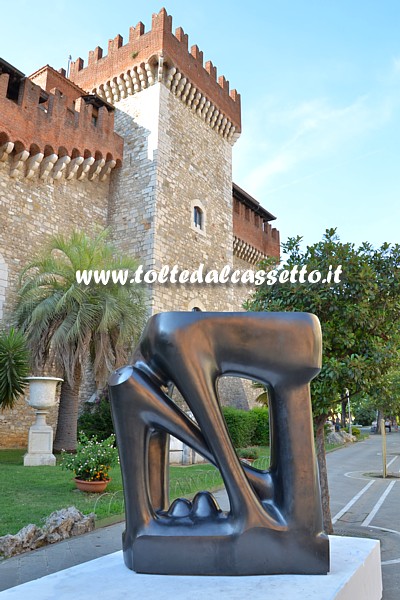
[345,388,352,436]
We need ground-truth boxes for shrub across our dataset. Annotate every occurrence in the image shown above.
[222,406,269,448]
[251,407,270,446]
[78,388,114,440]
[60,431,118,482]
[236,447,260,459]
[345,426,361,437]
[222,407,251,447]
[78,393,271,450]
[0,328,30,410]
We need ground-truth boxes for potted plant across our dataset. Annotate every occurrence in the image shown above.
[61,431,119,493]
[236,447,260,465]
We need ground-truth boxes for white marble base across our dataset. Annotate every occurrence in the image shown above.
[0,536,382,600]
[23,452,56,466]
[24,412,56,467]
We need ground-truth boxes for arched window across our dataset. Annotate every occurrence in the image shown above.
[193,206,203,230]
[190,201,206,236]
[188,299,206,312]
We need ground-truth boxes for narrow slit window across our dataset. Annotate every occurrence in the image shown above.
[193,206,203,230]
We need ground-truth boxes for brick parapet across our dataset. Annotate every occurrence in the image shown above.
[29,64,87,107]
[69,8,241,140]
[0,72,123,181]
[233,200,280,261]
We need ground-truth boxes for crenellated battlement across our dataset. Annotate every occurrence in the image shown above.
[0,71,122,181]
[69,7,241,143]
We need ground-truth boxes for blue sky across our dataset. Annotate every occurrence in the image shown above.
[2,1,399,250]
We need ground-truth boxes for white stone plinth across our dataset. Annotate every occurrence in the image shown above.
[23,412,56,466]
[0,536,382,600]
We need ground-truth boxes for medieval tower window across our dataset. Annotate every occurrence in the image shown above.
[188,299,206,312]
[191,200,206,235]
[193,206,203,229]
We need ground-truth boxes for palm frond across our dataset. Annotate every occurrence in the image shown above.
[13,229,146,387]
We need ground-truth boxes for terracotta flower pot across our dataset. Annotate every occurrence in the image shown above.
[74,478,110,493]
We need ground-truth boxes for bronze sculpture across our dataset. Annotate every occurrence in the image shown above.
[109,312,330,575]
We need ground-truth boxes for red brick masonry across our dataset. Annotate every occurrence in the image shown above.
[0,71,123,162]
[69,7,241,133]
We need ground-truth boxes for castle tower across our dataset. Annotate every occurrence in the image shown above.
[69,8,242,313]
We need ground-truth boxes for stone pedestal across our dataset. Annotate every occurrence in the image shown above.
[23,376,63,467]
[24,411,56,466]
[0,536,382,600]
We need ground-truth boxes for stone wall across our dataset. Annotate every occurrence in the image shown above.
[151,84,235,312]
[108,84,159,274]
[0,157,109,319]
[0,157,109,447]
[109,82,241,313]
[0,396,60,449]
[231,254,258,311]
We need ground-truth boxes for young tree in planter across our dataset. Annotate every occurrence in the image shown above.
[246,229,400,533]
[13,229,146,451]
[0,327,30,410]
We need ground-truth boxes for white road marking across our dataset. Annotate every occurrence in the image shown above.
[367,526,400,566]
[386,456,398,469]
[381,558,400,566]
[362,481,397,527]
[344,470,369,480]
[344,455,398,480]
[332,480,375,524]
[368,525,400,536]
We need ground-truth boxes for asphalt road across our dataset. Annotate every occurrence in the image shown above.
[327,431,400,600]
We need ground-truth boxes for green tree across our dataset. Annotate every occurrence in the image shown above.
[367,363,400,430]
[14,230,146,451]
[351,397,376,426]
[246,229,400,532]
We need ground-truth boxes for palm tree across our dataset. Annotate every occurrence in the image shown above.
[13,229,146,451]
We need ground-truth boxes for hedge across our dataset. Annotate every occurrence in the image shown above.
[78,390,270,449]
[222,406,269,448]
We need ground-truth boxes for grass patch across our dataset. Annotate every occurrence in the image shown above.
[0,450,124,536]
[0,447,271,536]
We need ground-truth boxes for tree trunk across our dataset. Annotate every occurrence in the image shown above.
[376,409,383,434]
[53,365,82,452]
[315,414,333,534]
